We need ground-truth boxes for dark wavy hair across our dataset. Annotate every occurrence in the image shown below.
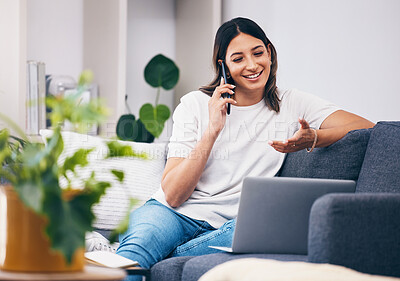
[199,17,280,112]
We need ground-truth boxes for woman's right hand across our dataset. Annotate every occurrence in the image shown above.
[208,77,236,136]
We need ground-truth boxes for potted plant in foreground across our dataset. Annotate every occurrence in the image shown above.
[116,54,179,143]
[0,71,146,272]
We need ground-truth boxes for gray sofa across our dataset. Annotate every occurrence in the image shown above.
[150,121,400,281]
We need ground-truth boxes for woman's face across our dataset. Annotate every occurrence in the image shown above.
[225,33,271,95]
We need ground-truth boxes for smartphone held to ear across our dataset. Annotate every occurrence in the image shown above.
[218,60,233,115]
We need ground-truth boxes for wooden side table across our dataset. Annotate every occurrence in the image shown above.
[126,266,151,281]
[0,265,126,281]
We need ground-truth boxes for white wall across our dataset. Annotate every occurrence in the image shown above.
[174,0,222,105]
[83,0,127,136]
[175,0,221,108]
[126,0,176,141]
[0,0,26,130]
[27,0,83,79]
[223,0,400,122]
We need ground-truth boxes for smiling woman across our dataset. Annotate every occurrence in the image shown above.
[113,17,374,281]
[200,17,279,112]
[224,33,271,105]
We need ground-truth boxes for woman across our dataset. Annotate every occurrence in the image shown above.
[116,17,374,273]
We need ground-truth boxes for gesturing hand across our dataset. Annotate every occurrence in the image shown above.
[208,77,237,136]
[268,118,317,153]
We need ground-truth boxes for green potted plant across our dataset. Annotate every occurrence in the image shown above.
[0,70,146,272]
[116,54,179,143]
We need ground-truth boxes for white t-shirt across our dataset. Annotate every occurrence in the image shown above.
[152,88,339,228]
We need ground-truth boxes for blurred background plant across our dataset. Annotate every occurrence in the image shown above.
[116,54,179,143]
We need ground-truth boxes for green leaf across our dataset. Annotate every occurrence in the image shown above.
[46,87,109,133]
[111,170,124,183]
[43,193,85,264]
[15,180,44,213]
[134,119,155,143]
[62,148,94,175]
[115,114,154,143]
[44,175,111,264]
[139,103,170,138]
[106,141,148,159]
[0,169,16,184]
[0,129,11,165]
[0,113,28,141]
[19,142,47,169]
[144,54,179,90]
[78,69,94,86]
[116,114,136,141]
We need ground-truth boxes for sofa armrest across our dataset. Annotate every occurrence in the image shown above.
[308,193,400,278]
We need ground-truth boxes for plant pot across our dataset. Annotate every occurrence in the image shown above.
[0,185,84,272]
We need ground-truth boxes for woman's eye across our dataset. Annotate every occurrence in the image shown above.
[254,51,264,56]
[232,57,243,63]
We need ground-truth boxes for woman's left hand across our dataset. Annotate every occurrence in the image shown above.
[268,118,316,153]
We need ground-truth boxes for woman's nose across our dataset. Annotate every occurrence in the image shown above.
[246,58,257,71]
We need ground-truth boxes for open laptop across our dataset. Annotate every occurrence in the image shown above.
[210,177,356,255]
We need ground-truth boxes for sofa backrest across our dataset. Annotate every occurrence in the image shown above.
[278,128,372,181]
[356,122,400,193]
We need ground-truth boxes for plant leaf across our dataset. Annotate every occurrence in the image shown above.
[15,180,44,213]
[139,103,170,138]
[46,89,109,134]
[62,148,94,175]
[106,141,148,159]
[116,114,136,141]
[133,119,156,143]
[0,129,11,165]
[111,170,124,183]
[44,174,111,264]
[115,114,155,143]
[78,69,94,86]
[144,54,179,90]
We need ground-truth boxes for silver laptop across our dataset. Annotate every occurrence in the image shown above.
[210,177,356,255]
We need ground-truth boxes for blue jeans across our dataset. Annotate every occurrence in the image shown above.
[116,199,235,280]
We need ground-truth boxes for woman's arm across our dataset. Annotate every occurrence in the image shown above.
[161,128,218,208]
[269,110,375,153]
[316,110,375,147]
[161,79,236,208]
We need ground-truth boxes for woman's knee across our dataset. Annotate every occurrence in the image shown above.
[120,200,178,239]
[117,200,189,268]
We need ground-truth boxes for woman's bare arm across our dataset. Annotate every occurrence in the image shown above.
[269,110,375,153]
[316,110,375,147]
[161,127,218,208]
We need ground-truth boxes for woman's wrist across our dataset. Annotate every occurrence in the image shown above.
[206,122,222,140]
[306,129,318,152]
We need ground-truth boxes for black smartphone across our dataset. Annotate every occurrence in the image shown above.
[220,60,232,115]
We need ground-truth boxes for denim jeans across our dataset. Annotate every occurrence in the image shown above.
[116,199,235,281]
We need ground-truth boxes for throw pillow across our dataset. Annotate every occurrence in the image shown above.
[278,128,372,181]
[40,130,167,230]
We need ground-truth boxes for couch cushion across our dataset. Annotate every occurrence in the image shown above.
[151,256,195,281]
[309,193,400,277]
[356,122,400,193]
[181,253,307,281]
[278,128,371,181]
[40,130,167,231]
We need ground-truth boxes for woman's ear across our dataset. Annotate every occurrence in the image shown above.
[223,62,231,79]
